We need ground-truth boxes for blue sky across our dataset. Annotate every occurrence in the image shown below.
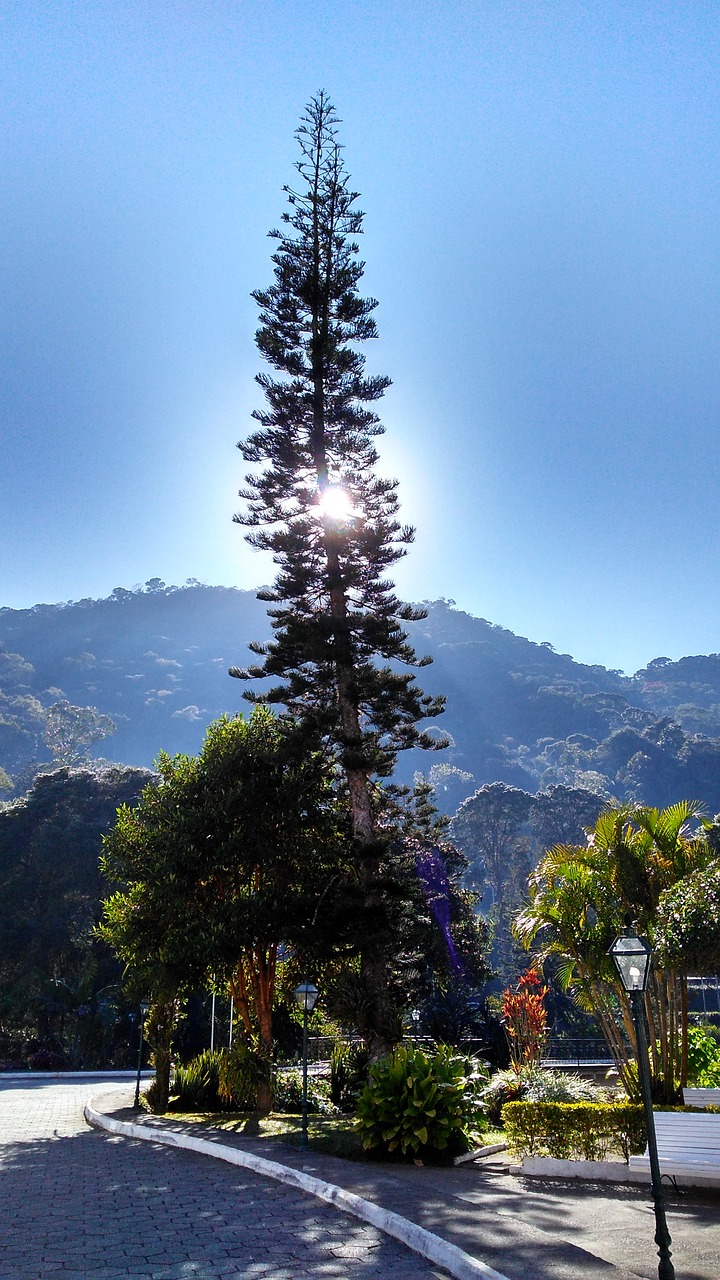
[2,1,720,675]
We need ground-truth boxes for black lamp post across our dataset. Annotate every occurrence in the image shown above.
[293,981,318,1150]
[609,926,675,1280]
[134,1001,151,1109]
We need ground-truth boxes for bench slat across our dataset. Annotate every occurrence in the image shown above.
[629,1111,720,1182]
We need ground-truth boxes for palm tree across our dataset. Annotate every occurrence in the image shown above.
[515,801,713,1102]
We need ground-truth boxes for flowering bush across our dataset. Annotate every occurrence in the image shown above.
[501,968,549,1071]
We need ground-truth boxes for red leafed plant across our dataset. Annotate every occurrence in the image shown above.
[501,967,549,1072]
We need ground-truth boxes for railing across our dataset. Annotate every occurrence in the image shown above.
[542,1037,614,1067]
[306,1035,615,1067]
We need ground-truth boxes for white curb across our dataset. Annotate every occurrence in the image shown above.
[85,1099,511,1280]
[454,1143,508,1166]
[1,1071,152,1081]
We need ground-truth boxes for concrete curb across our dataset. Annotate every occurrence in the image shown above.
[509,1156,645,1183]
[454,1143,507,1166]
[1,1071,152,1081]
[85,1099,511,1280]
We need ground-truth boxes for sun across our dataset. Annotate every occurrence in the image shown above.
[316,485,355,521]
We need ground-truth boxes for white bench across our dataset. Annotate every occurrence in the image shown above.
[628,1111,720,1187]
[683,1087,720,1108]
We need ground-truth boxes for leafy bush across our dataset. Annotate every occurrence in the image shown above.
[217,1043,268,1109]
[686,1023,720,1087]
[273,1069,337,1115]
[502,1100,646,1162]
[330,1041,370,1112]
[171,1050,232,1111]
[355,1043,487,1161]
[481,1065,603,1124]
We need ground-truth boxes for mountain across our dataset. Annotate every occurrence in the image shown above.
[2,583,720,813]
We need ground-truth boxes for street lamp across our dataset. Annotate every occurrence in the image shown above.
[609,925,675,1280]
[134,1001,151,1109]
[293,981,319,1150]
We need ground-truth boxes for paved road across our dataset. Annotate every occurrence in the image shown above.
[0,1079,448,1280]
[108,1094,720,1280]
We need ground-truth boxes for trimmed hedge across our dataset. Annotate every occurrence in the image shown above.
[502,1101,646,1162]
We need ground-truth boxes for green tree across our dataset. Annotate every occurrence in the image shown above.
[515,801,715,1101]
[44,701,116,767]
[232,92,446,1050]
[451,783,533,977]
[655,858,720,974]
[231,91,444,848]
[529,784,605,852]
[100,709,350,1111]
[0,765,152,1061]
[0,689,47,783]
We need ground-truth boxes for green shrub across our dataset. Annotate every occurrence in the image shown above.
[502,1100,646,1162]
[355,1043,487,1161]
[481,1066,602,1124]
[171,1049,231,1111]
[330,1041,370,1112]
[686,1024,720,1087]
[217,1043,268,1109]
[273,1069,337,1115]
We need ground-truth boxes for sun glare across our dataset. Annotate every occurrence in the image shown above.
[317,485,355,521]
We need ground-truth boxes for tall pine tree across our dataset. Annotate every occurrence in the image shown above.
[232,92,444,851]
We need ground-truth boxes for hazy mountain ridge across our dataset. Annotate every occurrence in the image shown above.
[2,584,720,811]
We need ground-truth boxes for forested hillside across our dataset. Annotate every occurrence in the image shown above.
[2,582,720,812]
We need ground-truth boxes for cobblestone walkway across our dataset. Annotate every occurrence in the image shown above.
[0,1080,447,1280]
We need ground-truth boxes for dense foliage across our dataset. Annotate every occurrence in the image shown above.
[0,764,152,1065]
[655,858,720,974]
[355,1043,487,1160]
[479,1065,600,1123]
[685,1024,720,1086]
[502,1100,646,1162]
[99,708,350,1110]
[515,802,716,1101]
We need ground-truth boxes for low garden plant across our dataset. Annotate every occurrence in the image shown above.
[170,1048,336,1115]
[273,1068,337,1115]
[355,1043,487,1161]
[502,1100,646,1162]
[170,1049,231,1111]
[481,1065,604,1124]
[330,1040,370,1112]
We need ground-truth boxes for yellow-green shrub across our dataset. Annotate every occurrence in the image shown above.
[502,1101,646,1162]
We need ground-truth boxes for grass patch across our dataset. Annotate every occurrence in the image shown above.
[166,1109,366,1159]
[163,1105,504,1163]
[476,1127,506,1147]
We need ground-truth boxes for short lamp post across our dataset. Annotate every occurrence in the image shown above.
[609,926,675,1280]
[134,1001,151,1109]
[293,981,319,1150]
